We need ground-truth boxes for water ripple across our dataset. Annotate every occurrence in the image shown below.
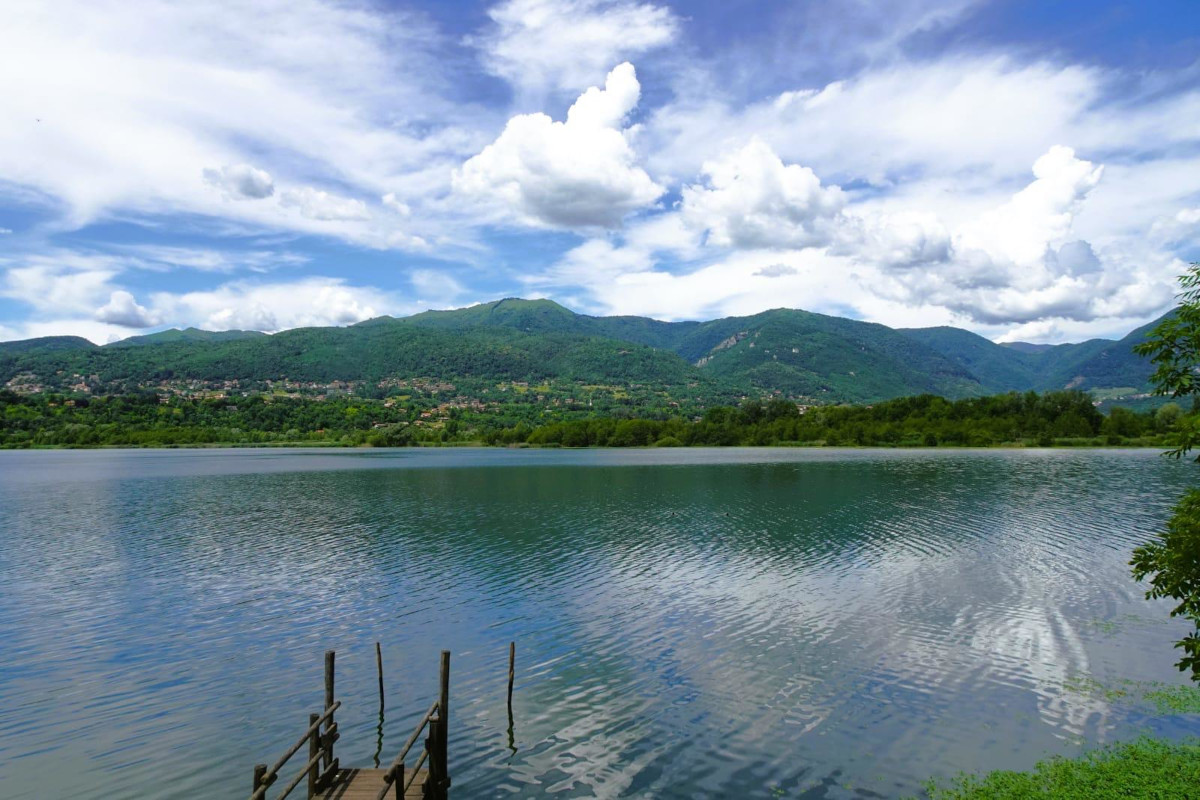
[0,447,1194,798]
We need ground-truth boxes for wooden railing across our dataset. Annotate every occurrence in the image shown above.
[250,651,340,800]
[375,650,450,800]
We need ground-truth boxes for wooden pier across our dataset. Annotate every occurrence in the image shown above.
[250,650,451,800]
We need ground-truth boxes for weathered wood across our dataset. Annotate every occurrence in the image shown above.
[324,650,336,772]
[253,651,448,800]
[272,745,330,800]
[253,763,267,794]
[308,713,320,799]
[316,768,428,799]
[403,751,426,795]
[436,651,450,797]
[507,642,515,711]
[376,642,385,712]
[425,718,443,796]
[325,651,336,711]
[252,703,343,800]
[319,759,340,791]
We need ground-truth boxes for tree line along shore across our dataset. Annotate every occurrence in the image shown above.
[0,387,1186,450]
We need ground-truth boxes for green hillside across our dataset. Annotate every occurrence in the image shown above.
[900,314,1164,395]
[898,327,1040,393]
[107,327,268,348]
[0,298,1169,408]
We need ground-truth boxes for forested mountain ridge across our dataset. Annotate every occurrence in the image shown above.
[0,298,1167,407]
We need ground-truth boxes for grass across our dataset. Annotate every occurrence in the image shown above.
[923,738,1200,799]
[1062,672,1200,714]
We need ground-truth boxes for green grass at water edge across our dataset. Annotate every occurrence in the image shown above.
[922,737,1200,799]
[1062,672,1200,714]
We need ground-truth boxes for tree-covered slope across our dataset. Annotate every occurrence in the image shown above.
[0,299,1166,405]
[902,312,1167,394]
[898,326,1040,393]
[0,321,707,388]
[403,300,986,401]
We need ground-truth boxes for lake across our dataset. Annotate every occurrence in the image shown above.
[0,447,1195,798]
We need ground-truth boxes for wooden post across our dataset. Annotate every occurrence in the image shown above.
[393,762,404,800]
[506,641,516,754]
[507,642,515,711]
[439,650,450,796]
[324,650,336,771]
[307,713,320,799]
[325,650,335,711]
[253,763,267,795]
[376,641,385,711]
[425,717,443,798]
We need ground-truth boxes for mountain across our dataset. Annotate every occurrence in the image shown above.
[107,327,268,348]
[0,335,97,355]
[898,327,1039,393]
[400,300,979,401]
[0,298,1169,407]
[899,316,1159,394]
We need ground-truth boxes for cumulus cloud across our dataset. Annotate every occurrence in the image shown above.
[0,228,12,234]
[151,278,395,332]
[381,192,411,216]
[95,290,160,327]
[754,263,799,278]
[955,145,1103,266]
[454,62,663,228]
[474,0,677,97]
[681,139,846,249]
[202,163,275,199]
[837,210,952,270]
[280,187,370,221]
[859,146,1172,325]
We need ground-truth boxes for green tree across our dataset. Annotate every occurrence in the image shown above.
[1130,262,1200,679]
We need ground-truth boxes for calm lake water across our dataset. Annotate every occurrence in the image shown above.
[0,447,1196,798]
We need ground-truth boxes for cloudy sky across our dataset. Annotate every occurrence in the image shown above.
[1,0,1198,345]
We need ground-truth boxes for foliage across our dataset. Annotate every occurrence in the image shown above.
[922,738,1200,799]
[0,298,1171,408]
[1131,490,1200,678]
[1129,262,1200,680]
[1,388,1171,451]
[506,391,1146,449]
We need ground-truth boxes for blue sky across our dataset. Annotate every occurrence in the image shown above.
[1,0,1197,344]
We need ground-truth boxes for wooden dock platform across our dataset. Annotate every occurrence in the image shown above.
[250,650,450,800]
[313,768,428,799]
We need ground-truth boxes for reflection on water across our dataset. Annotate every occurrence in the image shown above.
[0,447,1195,798]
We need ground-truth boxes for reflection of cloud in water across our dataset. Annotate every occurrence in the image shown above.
[962,603,1107,736]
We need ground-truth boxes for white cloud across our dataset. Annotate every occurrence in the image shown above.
[535,143,1177,339]
[151,278,397,332]
[95,290,160,328]
[280,187,370,221]
[474,0,677,98]
[754,263,799,278]
[0,257,118,315]
[454,62,663,228]
[837,211,951,270]
[410,269,467,309]
[0,0,467,245]
[381,192,411,216]
[114,245,308,273]
[202,163,275,200]
[0,228,11,234]
[955,145,1103,266]
[681,139,845,249]
[645,56,1200,197]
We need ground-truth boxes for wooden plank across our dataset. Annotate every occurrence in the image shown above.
[315,768,428,800]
